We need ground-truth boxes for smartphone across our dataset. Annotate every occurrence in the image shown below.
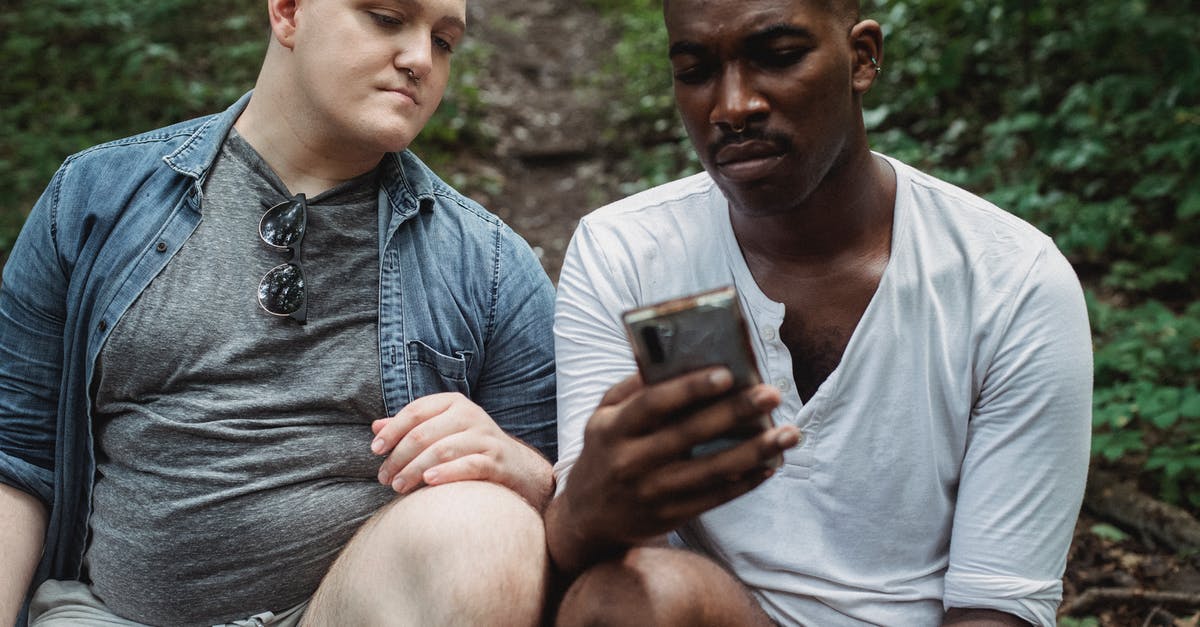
[622,285,777,461]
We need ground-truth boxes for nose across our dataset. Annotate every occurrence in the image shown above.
[394,31,435,81]
[709,65,768,132]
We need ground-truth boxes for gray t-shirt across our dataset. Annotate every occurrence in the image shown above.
[85,129,392,625]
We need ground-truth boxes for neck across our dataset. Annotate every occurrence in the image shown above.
[729,148,895,273]
[235,58,386,197]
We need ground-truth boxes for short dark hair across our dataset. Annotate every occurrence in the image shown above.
[663,0,860,25]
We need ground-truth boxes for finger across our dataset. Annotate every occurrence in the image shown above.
[390,430,500,494]
[372,392,467,457]
[598,372,644,407]
[618,367,737,435]
[377,397,497,487]
[422,452,498,488]
[654,468,775,523]
[637,424,798,500]
[652,383,782,460]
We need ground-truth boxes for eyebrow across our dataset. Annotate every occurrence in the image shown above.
[745,23,816,45]
[390,0,467,33]
[669,23,816,58]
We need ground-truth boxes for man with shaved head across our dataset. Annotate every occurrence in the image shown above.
[545,0,1092,625]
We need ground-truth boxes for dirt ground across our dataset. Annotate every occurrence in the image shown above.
[457,2,1200,625]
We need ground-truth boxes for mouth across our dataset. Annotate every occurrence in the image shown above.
[382,87,420,106]
[713,140,786,182]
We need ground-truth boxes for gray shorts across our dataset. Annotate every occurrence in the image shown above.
[29,579,309,627]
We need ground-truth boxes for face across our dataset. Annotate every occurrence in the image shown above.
[665,0,876,216]
[286,0,466,156]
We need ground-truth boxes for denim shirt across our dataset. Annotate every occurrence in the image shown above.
[0,93,557,597]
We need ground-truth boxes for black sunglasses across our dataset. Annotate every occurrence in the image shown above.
[257,193,308,324]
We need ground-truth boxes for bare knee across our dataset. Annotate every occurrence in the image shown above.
[308,481,547,626]
[555,546,771,627]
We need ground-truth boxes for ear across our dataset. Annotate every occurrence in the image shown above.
[849,19,884,94]
[267,0,302,49]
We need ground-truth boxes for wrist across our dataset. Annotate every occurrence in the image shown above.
[544,494,627,578]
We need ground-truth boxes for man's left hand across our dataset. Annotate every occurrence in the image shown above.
[370,393,554,509]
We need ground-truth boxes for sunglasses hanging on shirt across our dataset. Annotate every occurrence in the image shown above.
[257,193,308,324]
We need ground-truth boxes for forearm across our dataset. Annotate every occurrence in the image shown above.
[510,437,556,512]
[943,607,1031,626]
[544,495,622,578]
[0,483,47,624]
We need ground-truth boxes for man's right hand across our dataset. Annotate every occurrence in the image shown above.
[545,368,800,575]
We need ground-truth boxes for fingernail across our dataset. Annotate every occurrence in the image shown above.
[751,388,774,410]
[709,369,732,387]
[392,477,407,493]
[370,437,384,454]
[424,469,439,484]
[378,469,389,485]
[778,428,801,448]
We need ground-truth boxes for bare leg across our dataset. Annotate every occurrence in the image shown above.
[304,481,547,626]
[555,546,774,627]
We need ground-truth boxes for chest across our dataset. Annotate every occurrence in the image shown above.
[757,263,887,402]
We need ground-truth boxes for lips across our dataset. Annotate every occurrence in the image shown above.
[713,140,786,182]
[382,87,419,106]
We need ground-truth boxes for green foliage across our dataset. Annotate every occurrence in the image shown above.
[1090,296,1200,507]
[1088,523,1130,543]
[0,0,267,265]
[582,0,699,190]
[867,0,1200,303]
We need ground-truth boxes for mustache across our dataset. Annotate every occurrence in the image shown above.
[707,128,793,161]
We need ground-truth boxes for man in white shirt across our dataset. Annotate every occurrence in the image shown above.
[545,0,1092,625]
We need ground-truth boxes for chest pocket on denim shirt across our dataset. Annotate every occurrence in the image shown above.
[406,340,472,399]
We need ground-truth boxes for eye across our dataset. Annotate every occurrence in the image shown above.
[672,57,715,85]
[753,45,810,69]
[368,12,404,28]
[433,35,455,54]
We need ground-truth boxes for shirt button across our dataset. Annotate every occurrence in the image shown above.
[774,378,791,392]
[98,320,108,332]
[761,326,777,341]
[795,431,806,446]
[155,241,168,253]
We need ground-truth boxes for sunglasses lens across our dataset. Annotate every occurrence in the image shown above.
[260,198,305,248]
[258,263,305,315]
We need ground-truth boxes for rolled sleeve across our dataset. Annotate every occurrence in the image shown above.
[945,242,1093,626]
[0,168,70,507]
[472,224,558,462]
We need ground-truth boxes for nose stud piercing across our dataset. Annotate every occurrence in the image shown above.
[408,69,420,84]
[731,122,746,134]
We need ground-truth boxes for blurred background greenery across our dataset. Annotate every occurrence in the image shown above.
[1,0,1198,547]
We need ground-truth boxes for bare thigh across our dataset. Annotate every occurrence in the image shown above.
[304,480,548,627]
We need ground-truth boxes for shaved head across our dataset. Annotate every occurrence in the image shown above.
[664,0,860,26]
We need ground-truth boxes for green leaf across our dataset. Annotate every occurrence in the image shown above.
[1089,523,1131,542]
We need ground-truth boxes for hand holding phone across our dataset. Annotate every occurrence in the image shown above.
[623,285,777,461]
